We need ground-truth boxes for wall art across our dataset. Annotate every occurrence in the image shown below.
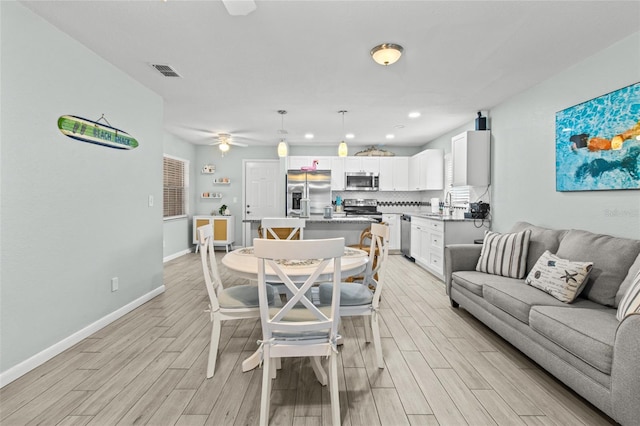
[58,114,139,150]
[556,82,639,191]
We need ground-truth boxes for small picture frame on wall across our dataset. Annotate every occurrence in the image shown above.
[555,82,640,191]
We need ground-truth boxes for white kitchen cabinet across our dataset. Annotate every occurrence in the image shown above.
[344,157,380,173]
[409,149,444,190]
[288,156,333,170]
[411,216,487,280]
[330,157,345,190]
[452,130,490,186]
[379,157,409,191]
[382,213,401,250]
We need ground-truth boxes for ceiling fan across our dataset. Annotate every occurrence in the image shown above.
[209,133,248,156]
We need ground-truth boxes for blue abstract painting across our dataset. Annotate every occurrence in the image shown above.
[556,82,640,191]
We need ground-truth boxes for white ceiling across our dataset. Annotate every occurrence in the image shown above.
[23,0,640,150]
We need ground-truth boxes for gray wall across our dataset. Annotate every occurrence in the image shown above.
[425,32,640,239]
[163,134,197,259]
[1,3,164,373]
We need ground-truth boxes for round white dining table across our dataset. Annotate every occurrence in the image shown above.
[222,245,369,282]
[221,243,369,373]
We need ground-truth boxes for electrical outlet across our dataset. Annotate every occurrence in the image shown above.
[111,277,119,292]
[148,195,154,207]
[233,197,238,203]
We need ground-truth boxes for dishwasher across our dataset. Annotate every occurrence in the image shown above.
[401,214,414,261]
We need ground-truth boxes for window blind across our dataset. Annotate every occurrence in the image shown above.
[444,153,470,206]
[163,156,188,218]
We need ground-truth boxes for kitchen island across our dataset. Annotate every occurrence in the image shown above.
[243,216,377,246]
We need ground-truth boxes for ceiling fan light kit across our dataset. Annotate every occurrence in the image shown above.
[370,43,404,66]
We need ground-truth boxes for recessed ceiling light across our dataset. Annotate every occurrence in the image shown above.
[408,112,421,119]
[386,134,395,139]
[394,124,405,129]
[304,133,314,139]
[345,133,355,139]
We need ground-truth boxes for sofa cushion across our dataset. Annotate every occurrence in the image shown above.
[525,250,593,303]
[556,229,640,306]
[510,222,568,275]
[451,271,486,296]
[617,269,640,321]
[529,306,617,374]
[616,253,640,307]
[476,230,531,279]
[483,280,606,324]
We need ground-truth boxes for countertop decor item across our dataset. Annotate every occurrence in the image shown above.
[219,204,228,215]
[57,114,138,150]
[355,146,395,156]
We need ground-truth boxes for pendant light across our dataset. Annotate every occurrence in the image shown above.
[338,110,348,157]
[277,110,288,158]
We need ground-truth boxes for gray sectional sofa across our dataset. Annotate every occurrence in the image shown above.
[444,222,640,425]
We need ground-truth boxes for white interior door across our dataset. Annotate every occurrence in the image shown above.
[243,160,282,246]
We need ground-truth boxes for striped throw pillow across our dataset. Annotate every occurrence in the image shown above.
[617,269,640,321]
[476,230,531,279]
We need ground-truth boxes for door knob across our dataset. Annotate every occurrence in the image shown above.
[247,211,251,214]
[247,205,250,208]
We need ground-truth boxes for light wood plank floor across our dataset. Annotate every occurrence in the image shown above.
[1,253,616,425]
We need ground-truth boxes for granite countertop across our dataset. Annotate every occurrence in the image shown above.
[408,212,490,222]
[243,216,377,224]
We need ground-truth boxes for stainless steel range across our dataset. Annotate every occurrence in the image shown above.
[342,199,382,221]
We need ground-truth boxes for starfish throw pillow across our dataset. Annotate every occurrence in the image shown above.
[525,250,593,303]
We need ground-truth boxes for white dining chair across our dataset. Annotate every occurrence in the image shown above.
[319,222,390,369]
[254,237,344,426]
[197,225,279,378]
[259,217,306,240]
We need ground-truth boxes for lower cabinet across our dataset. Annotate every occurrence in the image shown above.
[193,215,235,252]
[381,213,401,251]
[410,216,487,280]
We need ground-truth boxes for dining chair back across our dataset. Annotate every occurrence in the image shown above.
[254,237,344,426]
[259,217,306,240]
[198,225,276,378]
[319,222,390,369]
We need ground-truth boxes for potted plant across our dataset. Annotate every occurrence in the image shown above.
[218,204,228,216]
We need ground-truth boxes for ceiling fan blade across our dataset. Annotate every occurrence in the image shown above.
[229,141,249,147]
[222,0,256,16]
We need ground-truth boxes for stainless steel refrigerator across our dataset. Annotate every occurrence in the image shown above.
[286,170,331,216]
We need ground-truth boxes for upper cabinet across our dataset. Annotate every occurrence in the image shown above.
[344,157,380,173]
[409,149,444,190]
[287,156,345,191]
[379,157,409,191]
[452,130,490,186]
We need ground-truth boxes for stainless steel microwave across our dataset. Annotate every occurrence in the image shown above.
[345,172,379,191]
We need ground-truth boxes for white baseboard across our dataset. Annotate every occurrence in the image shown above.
[163,248,193,263]
[0,285,166,388]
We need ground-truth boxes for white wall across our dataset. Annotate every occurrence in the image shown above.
[489,32,640,237]
[163,133,197,260]
[425,32,640,239]
[0,3,164,377]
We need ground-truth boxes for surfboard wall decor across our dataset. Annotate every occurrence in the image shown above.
[57,115,139,150]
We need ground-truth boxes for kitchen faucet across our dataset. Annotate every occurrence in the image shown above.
[445,190,454,216]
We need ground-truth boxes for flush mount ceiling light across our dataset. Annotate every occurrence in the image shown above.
[276,110,288,158]
[370,43,404,66]
[338,110,348,157]
[408,111,421,119]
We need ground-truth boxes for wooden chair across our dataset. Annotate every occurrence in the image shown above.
[197,225,279,378]
[346,222,385,285]
[259,217,306,240]
[254,238,344,426]
[319,222,390,368]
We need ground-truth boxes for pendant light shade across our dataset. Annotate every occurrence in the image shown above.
[338,140,348,157]
[338,110,348,157]
[370,43,404,66]
[277,140,288,157]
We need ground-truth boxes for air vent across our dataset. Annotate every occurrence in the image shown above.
[150,64,181,78]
